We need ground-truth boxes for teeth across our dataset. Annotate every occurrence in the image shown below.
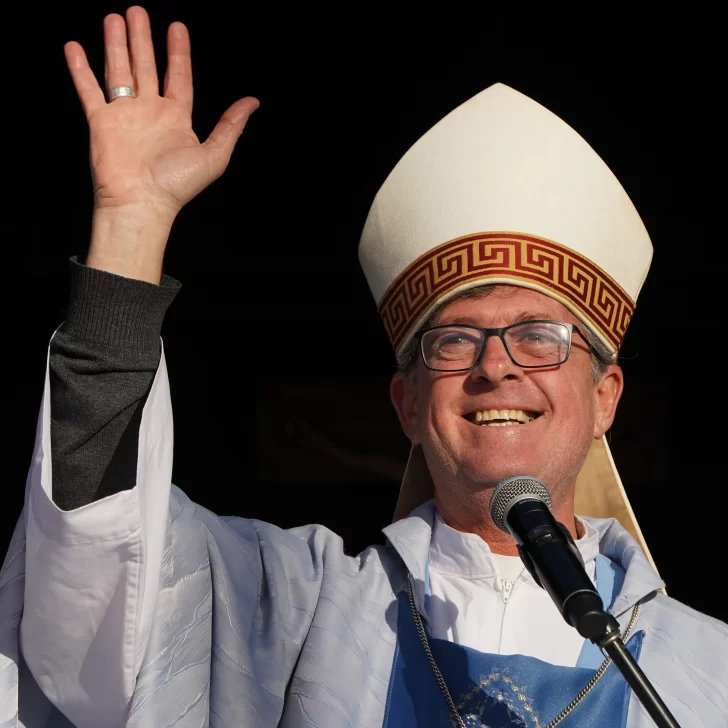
[470,408,536,426]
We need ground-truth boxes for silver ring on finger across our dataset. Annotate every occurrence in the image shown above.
[110,86,135,101]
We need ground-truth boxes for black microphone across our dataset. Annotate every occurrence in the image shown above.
[490,476,683,727]
[489,475,609,640]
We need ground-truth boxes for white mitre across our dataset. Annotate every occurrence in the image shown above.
[359,82,657,566]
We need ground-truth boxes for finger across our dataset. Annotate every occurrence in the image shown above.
[202,97,260,177]
[163,22,192,111]
[103,14,134,100]
[64,41,105,118]
[126,6,159,95]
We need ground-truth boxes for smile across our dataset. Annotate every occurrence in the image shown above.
[465,409,541,427]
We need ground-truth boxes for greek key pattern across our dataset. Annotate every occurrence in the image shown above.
[378,232,634,353]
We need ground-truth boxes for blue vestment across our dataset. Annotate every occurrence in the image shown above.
[385,555,643,727]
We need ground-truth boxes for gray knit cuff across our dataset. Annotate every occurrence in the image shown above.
[61,256,182,349]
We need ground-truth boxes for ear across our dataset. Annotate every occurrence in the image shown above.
[390,371,421,445]
[593,364,624,438]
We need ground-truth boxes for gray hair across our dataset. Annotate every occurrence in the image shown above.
[397,284,614,383]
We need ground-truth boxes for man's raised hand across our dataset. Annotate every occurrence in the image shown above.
[64,6,258,283]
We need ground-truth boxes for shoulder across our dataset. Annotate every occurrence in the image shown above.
[638,592,728,722]
[643,591,728,645]
[169,486,401,579]
[252,520,403,582]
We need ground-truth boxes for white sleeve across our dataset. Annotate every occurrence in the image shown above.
[20,339,173,728]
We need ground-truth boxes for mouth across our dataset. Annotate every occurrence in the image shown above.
[464,408,542,427]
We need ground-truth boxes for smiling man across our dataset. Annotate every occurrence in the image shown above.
[1,8,726,728]
[391,287,619,551]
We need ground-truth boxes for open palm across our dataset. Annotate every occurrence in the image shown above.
[65,6,258,220]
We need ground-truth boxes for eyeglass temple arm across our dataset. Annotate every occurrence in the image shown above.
[571,324,594,351]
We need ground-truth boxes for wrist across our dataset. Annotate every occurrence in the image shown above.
[88,205,176,284]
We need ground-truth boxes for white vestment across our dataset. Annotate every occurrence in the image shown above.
[428,512,598,665]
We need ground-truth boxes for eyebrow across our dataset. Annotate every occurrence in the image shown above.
[436,311,557,326]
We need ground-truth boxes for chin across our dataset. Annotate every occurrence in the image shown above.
[460,457,546,488]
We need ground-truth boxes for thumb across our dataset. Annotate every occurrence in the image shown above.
[202,96,260,177]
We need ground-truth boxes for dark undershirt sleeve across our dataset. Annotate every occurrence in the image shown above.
[50,256,181,511]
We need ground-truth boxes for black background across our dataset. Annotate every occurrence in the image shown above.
[4,6,724,622]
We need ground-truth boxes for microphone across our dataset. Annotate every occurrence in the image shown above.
[489,475,608,640]
[490,476,684,727]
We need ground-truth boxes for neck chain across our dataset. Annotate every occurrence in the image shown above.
[404,573,641,728]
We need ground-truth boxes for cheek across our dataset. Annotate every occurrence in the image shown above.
[418,379,461,436]
[560,375,597,431]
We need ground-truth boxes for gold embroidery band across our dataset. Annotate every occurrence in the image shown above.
[378,232,635,355]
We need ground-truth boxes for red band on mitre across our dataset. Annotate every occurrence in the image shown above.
[378,232,635,355]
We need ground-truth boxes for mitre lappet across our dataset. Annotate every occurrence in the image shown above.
[359,82,657,568]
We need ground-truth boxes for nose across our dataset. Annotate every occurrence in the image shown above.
[469,334,524,384]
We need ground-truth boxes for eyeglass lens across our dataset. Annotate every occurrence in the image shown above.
[421,322,571,370]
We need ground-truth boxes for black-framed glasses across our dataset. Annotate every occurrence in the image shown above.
[416,320,592,372]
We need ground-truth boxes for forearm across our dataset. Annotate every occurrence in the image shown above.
[50,255,181,510]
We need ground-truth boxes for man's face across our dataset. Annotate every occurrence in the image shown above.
[390,287,623,500]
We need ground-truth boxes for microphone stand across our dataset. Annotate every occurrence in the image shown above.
[593,614,680,728]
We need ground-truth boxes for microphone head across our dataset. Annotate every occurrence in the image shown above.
[490,476,552,533]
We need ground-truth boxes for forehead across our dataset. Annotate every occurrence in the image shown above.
[436,286,580,327]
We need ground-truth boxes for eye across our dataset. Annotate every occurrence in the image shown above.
[511,323,562,346]
[435,331,480,349]
[423,327,482,362]
[439,333,474,347]
[522,330,558,344]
